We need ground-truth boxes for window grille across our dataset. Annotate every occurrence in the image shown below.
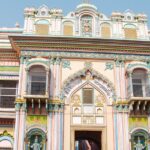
[132,70,148,97]
[28,66,46,95]
[0,81,17,108]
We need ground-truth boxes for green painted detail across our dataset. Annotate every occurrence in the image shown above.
[0,66,19,72]
[105,62,114,70]
[127,63,150,70]
[21,51,150,61]
[26,115,47,125]
[129,117,148,131]
[84,61,92,69]
[62,60,71,69]
[26,60,49,67]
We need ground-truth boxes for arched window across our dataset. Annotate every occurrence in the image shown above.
[63,21,73,36]
[35,20,49,35]
[132,69,149,97]
[100,23,111,38]
[81,15,93,37]
[124,24,137,39]
[27,65,47,95]
[131,130,148,150]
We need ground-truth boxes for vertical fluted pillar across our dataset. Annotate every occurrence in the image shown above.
[50,58,55,99]
[46,68,49,96]
[18,103,26,150]
[115,60,121,100]
[18,56,24,97]
[24,68,29,95]
[13,103,21,150]
[55,57,61,98]
[47,111,52,150]
[128,72,133,97]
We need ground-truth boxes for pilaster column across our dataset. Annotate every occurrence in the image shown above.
[120,61,126,99]
[47,104,64,150]
[24,68,29,95]
[115,60,121,100]
[55,57,61,98]
[128,72,133,97]
[18,103,26,150]
[50,58,55,98]
[13,103,21,150]
[59,105,64,150]
[46,68,49,96]
[18,56,24,98]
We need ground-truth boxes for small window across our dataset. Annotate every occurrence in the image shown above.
[100,23,111,38]
[0,81,17,108]
[35,20,49,35]
[83,88,93,104]
[63,22,73,36]
[124,24,137,39]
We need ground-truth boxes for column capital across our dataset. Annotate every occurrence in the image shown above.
[55,57,62,65]
[50,57,55,65]
[15,103,21,111]
[115,59,125,67]
[20,56,25,64]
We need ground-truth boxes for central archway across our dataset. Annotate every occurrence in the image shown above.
[61,68,115,150]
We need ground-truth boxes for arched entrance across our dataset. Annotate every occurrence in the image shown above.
[61,68,115,150]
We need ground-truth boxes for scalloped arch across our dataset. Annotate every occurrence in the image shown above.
[60,67,115,102]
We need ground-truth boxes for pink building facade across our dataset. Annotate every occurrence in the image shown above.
[0,1,150,150]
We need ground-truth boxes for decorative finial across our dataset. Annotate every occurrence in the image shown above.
[15,22,20,28]
[83,0,90,4]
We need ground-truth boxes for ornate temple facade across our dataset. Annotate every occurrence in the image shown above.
[0,1,150,150]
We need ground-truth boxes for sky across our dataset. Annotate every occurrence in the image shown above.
[0,0,150,28]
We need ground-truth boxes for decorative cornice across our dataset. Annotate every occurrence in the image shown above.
[21,50,150,61]
[9,35,150,55]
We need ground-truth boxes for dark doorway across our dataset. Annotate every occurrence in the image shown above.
[75,131,101,150]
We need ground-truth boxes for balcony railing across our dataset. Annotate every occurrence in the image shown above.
[0,87,17,108]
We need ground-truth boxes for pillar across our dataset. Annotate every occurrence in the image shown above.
[50,57,55,99]
[47,104,64,150]
[128,72,133,97]
[46,68,49,96]
[55,57,61,98]
[115,60,121,100]
[18,56,24,97]
[24,68,29,95]
[18,103,26,150]
[13,103,21,150]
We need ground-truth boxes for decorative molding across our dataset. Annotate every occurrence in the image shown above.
[26,58,49,69]
[60,66,116,102]
[105,62,114,70]
[127,63,150,70]
[84,61,92,69]
[62,60,71,69]
[21,50,150,61]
